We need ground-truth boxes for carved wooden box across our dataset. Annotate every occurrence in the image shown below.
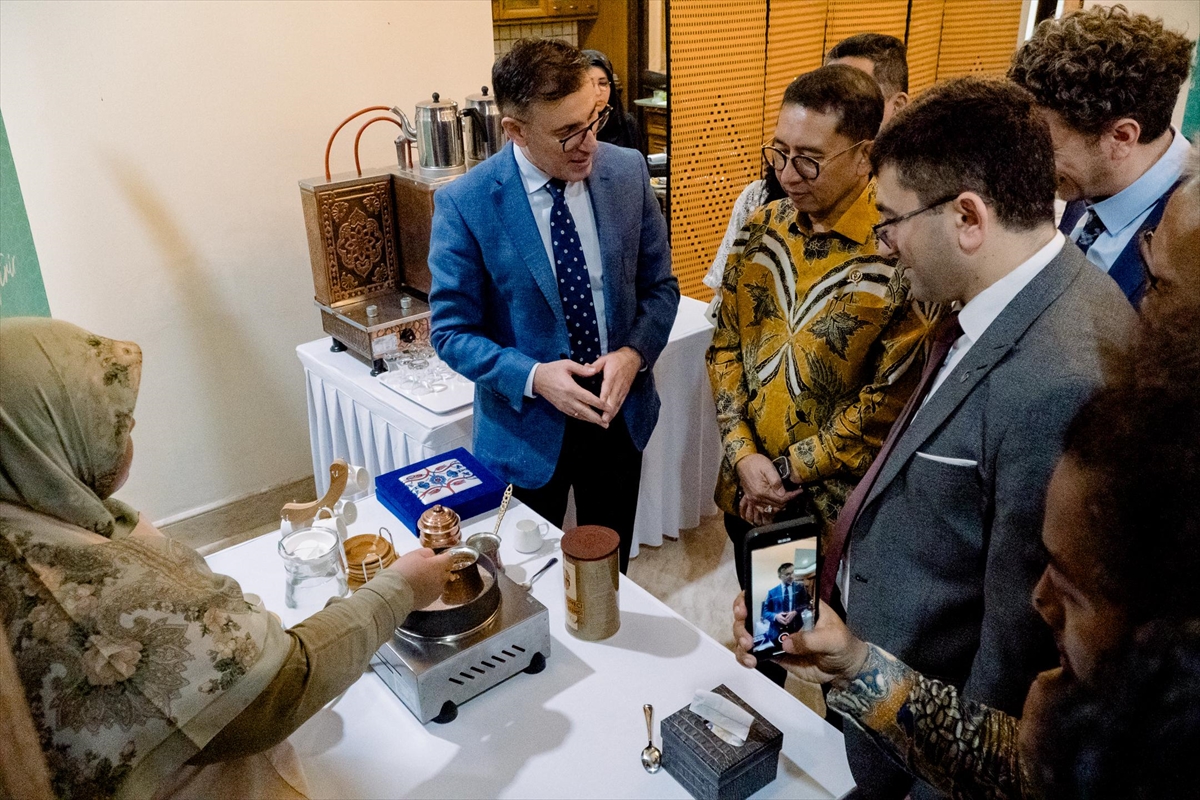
[300,169,400,308]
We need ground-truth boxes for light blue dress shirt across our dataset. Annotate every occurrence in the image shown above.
[514,145,609,398]
[1069,128,1191,273]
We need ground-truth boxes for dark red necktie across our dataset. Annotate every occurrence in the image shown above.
[819,312,963,602]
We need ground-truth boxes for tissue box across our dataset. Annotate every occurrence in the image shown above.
[375,448,507,535]
[661,685,783,800]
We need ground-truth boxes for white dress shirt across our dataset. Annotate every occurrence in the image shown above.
[514,145,608,398]
[1069,128,1190,273]
[919,232,1066,411]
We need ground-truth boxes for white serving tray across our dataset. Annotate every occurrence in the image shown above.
[377,372,474,414]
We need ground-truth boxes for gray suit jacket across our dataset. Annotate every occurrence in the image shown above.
[841,243,1135,799]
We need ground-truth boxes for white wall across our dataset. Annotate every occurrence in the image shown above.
[0,1,496,523]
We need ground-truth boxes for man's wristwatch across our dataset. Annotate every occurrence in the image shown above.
[773,455,795,487]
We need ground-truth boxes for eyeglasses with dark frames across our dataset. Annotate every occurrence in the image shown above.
[557,106,611,152]
[761,139,868,181]
[872,195,960,249]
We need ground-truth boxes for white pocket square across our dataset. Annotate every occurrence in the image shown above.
[915,452,978,467]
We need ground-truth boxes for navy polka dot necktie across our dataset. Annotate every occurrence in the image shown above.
[546,178,602,365]
[1074,209,1106,254]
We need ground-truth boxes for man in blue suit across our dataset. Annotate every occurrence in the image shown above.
[758,563,810,650]
[428,39,679,572]
[1010,5,1193,305]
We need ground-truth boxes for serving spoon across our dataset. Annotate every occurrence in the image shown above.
[641,703,662,773]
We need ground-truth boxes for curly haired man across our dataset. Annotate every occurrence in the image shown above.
[1009,4,1194,305]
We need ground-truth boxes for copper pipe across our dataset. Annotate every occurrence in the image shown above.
[353,116,404,177]
[324,105,390,181]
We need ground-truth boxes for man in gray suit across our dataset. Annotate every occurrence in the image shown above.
[733,77,1136,799]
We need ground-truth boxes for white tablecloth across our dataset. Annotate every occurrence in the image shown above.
[204,498,855,799]
[298,296,721,557]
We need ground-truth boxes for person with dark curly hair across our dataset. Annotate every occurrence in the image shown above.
[1025,620,1200,799]
[1009,4,1194,305]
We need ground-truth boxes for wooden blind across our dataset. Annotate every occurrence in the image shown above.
[762,0,830,135]
[906,0,945,94]
[667,0,1028,299]
[935,0,1024,80]
[669,0,768,300]
[824,0,908,47]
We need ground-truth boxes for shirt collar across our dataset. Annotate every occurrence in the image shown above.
[1088,128,1191,235]
[514,145,552,196]
[795,181,877,245]
[958,232,1066,345]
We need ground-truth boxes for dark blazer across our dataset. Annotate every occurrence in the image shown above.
[428,142,679,488]
[842,242,1136,799]
[762,581,808,641]
[1058,176,1182,305]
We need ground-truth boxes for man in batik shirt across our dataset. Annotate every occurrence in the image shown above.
[707,65,934,584]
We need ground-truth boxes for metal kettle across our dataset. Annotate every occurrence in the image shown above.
[393,93,465,176]
[461,86,507,168]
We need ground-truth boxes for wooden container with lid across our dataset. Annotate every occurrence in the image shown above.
[561,525,621,640]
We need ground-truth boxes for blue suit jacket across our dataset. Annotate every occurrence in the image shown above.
[1058,177,1182,305]
[762,582,809,642]
[428,142,679,488]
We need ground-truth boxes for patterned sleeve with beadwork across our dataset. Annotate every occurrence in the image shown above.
[827,644,1028,800]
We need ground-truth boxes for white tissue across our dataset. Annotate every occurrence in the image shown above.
[689,691,754,746]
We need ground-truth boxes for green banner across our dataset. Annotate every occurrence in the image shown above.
[1184,43,1200,140]
[0,109,51,318]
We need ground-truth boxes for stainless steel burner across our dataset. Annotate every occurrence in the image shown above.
[372,572,551,723]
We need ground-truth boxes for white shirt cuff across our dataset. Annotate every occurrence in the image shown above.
[524,363,538,398]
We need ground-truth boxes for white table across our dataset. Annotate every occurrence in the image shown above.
[204,497,855,799]
[298,296,721,558]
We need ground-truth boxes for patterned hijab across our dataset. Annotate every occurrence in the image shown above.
[0,318,289,799]
[0,317,142,538]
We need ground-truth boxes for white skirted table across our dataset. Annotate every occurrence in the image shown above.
[298,296,721,558]
[204,497,856,799]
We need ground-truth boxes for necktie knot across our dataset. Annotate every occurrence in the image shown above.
[546,178,567,199]
[937,312,963,346]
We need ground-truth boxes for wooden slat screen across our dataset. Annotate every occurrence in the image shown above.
[762,1,830,137]
[824,0,908,48]
[906,0,945,95]
[669,0,769,300]
[934,0,1024,80]
[667,0,1027,300]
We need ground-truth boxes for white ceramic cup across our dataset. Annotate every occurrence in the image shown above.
[333,498,358,525]
[313,506,349,543]
[345,464,371,497]
[513,519,549,553]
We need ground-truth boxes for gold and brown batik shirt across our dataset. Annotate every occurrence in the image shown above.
[706,181,938,526]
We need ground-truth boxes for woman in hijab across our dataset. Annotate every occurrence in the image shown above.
[0,317,452,799]
[583,49,640,150]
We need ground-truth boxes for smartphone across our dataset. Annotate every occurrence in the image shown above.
[741,516,821,658]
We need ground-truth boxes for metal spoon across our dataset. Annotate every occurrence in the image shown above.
[641,703,662,773]
[519,557,558,590]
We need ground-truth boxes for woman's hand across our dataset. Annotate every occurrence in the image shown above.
[731,593,871,686]
[387,549,454,609]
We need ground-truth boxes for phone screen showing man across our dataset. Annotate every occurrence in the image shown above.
[749,535,818,654]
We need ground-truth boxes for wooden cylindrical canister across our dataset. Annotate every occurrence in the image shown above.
[561,525,621,640]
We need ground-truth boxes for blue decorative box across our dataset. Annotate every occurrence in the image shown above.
[375,448,508,537]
